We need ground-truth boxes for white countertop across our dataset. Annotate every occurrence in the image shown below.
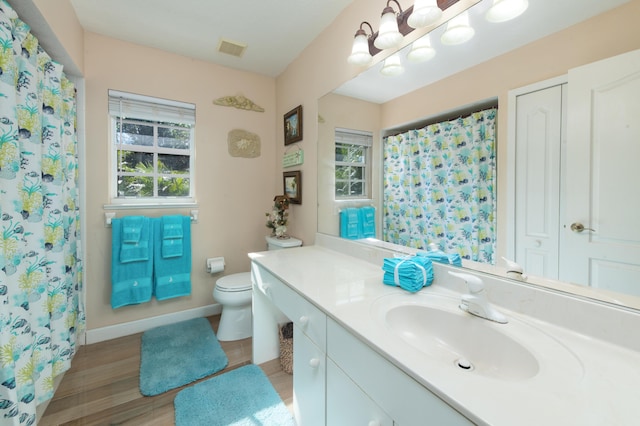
[250,244,640,426]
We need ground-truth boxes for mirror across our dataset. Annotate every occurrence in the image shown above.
[317,0,640,311]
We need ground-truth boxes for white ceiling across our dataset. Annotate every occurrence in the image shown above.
[69,0,354,77]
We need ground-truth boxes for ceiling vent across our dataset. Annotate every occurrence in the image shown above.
[217,38,247,58]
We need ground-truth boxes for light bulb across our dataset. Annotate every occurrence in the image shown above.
[348,31,373,66]
[408,0,442,29]
[485,0,528,23]
[374,6,403,50]
[441,11,474,45]
[380,53,404,76]
[407,34,436,63]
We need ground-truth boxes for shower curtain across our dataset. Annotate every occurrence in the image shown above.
[0,2,84,424]
[383,108,496,263]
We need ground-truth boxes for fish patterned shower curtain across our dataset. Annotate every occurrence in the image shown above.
[383,108,496,263]
[0,1,84,423]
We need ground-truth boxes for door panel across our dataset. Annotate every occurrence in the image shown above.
[563,48,640,295]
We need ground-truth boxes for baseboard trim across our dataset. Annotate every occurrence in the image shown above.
[85,304,222,344]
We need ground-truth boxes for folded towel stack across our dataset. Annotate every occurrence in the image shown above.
[416,250,462,267]
[382,256,434,293]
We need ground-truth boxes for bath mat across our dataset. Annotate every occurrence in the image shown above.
[139,317,228,396]
[174,364,295,426]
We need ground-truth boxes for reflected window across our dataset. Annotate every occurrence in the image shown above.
[109,90,195,202]
[335,128,372,199]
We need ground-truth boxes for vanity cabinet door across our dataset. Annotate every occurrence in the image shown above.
[327,358,393,426]
[293,326,326,426]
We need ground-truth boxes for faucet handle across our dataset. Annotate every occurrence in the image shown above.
[448,271,484,294]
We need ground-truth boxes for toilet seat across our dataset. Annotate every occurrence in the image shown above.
[215,272,252,292]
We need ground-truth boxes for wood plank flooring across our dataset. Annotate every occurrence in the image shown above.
[39,316,293,425]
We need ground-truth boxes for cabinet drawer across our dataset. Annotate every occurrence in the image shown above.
[253,264,326,350]
[327,318,472,426]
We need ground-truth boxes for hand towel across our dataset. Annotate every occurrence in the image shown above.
[340,208,360,239]
[122,216,144,243]
[111,217,153,309]
[161,215,184,258]
[120,215,150,263]
[153,216,192,301]
[382,256,434,293]
[359,206,376,238]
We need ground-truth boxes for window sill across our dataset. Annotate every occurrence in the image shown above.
[104,200,198,210]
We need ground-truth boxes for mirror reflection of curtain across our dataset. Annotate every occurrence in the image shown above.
[383,108,497,263]
[0,3,83,423]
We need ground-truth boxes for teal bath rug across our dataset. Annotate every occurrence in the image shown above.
[139,317,228,396]
[174,364,295,426]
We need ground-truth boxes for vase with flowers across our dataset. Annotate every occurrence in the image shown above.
[265,195,290,238]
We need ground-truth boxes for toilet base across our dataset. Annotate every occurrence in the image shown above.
[217,305,252,341]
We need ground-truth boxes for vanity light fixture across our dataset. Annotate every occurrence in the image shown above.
[347,21,375,66]
[407,0,442,29]
[485,0,528,23]
[380,53,405,76]
[440,11,475,45]
[407,34,436,63]
[374,0,405,50]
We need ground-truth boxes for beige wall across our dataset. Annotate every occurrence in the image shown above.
[83,33,277,329]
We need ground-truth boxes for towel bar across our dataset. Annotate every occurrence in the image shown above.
[105,210,198,227]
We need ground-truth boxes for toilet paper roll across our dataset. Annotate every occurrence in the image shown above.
[207,257,225,274]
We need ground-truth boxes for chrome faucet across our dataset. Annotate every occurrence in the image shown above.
[448,271,508,324]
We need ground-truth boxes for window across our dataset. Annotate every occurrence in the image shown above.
[335,128,372,199]
[108,90,195,204]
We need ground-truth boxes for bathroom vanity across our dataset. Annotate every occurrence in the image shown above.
[250,234,640,425]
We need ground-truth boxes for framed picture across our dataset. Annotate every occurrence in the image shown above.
[284,105,303,145]
[283,171,302,204]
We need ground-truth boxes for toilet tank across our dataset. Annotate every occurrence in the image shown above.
[265,235,302,250]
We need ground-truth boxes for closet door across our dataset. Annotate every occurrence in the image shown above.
[562,48,640,295]
[514,84,566,279]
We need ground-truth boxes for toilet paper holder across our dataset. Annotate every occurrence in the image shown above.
[206,257,225,274]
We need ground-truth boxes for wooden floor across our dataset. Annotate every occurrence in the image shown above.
[40,316,293,425]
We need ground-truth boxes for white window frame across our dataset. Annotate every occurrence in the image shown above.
[335,128,372,200]
[107,90,196,207]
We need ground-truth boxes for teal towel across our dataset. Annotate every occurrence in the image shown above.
[120,216,150,263]
[417,250,463,267]
[359,206,376,238]
[161,215,184,258]
[162,215,184,239]
[153,216,191,301]
[111,217,153,309]
[340,208,360,239]
[122,216,144,243]
[382,256,434,293]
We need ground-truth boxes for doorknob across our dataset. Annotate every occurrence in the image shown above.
[570,223,595,233]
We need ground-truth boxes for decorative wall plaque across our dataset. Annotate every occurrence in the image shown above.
[213,95,264,112]
[227,129,261,158]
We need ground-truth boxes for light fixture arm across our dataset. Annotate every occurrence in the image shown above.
[356,21,374,38]
[384,0,404,16]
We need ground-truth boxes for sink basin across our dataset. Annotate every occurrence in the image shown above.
[372,292,584,382]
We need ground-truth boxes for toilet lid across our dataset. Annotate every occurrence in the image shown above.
[216,272,252,292]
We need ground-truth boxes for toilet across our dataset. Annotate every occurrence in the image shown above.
[214,235,302,341]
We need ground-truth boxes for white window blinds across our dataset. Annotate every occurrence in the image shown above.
[108,90,195,125]
[335,128,373,147]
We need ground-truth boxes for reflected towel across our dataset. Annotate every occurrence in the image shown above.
[340,208,360,239]
[359,206,376,238]
[382,256,434,293]
[153,216,191,301]
[111,217,153,309]
[120,216,151,263]
[417,250,462,267]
